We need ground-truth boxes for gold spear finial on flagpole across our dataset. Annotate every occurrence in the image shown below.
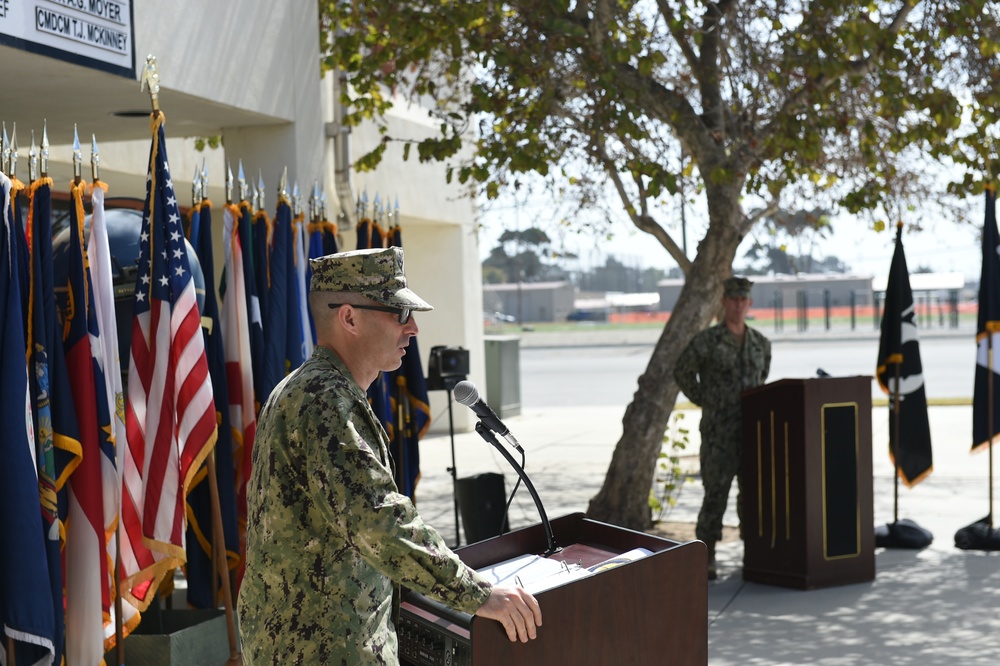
[320,188,328,221]
[310,181,319,221]
[140,54,161,115]
[72,125,83,184]
[28,130,38,182]
[278,166,288,202]
[257,169,265,212]
[238,160,247,203]
[226,160,233,204]
[91,134,100,183]
[250,175,259,212]
[292,181,301,216]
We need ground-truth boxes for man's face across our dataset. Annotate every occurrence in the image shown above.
[722,295,751,325]
[360,307,420,373]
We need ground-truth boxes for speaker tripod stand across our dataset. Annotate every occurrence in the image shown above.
[441,378,462,548]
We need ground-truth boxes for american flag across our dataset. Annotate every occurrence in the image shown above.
[122,114,217,608]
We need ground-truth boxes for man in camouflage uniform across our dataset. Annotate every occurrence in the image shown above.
[674,276,771,580]
[238,247,541,664]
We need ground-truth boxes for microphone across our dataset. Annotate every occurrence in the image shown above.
[456,383,559,555]
[453,380,523,453]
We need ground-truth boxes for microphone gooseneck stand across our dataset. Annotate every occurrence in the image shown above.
[445,385,461,548]
[473,422,559,556]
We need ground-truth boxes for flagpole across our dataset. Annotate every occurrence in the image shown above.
[6,636,14,665]
[139,54,238,661]
[85,131,127,664]
[114,526,125,665]
[893,364,901,525]
[207,451,242,664]
[988,338,994,527]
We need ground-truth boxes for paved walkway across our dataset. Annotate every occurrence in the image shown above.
[416,400,1000,665]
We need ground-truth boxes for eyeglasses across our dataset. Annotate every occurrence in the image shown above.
[328,303,413,325]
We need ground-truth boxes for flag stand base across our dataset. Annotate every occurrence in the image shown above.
[955,516,1000,551]
[875,518,933,549]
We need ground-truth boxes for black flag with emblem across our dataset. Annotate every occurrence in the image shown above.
[876,223,933,486]
[973,188,1000,452]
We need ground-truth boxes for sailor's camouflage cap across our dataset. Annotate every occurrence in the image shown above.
[309,246,433,311]
[723,276,753,298]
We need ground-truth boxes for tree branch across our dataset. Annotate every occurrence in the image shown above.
[760,0,919,146]
[593,139,692,271]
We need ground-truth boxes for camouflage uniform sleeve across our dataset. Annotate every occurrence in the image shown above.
[746,327,772,385]
[674,331,707,406]
[762,335,772,382]
[303,406,492,615]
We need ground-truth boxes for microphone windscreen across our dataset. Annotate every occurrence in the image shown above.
[453,380,479,406]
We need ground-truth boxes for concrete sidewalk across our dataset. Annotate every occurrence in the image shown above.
[415,402,1000,665]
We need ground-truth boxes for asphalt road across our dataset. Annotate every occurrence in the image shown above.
[521,333,978,408]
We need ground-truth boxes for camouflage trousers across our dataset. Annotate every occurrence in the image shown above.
[695,433,743,546]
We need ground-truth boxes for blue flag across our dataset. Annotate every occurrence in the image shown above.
[974,188,1000,452]
[875,223,933,486]
[388,226,430,498]
[265,196,304,382]
[239,201,267,411]
[0,171,56,666]
[355,217,395,457]
[184,199,240,609]
[27,175,77,665]
[253,208,275,398]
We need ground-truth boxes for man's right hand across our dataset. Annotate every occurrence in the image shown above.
[474,586,543,643]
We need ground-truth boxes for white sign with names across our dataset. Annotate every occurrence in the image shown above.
[0,0,134,77]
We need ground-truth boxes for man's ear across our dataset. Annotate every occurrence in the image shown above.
[335,303,361,334]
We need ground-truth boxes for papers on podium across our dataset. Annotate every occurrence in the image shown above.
[477,548,654,595]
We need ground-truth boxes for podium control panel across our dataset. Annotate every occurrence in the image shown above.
[399,596,472,666]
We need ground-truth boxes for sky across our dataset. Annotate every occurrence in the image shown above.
[478,194,987,285]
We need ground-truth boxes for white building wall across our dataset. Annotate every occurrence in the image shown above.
[12,0,484,433]
[347,93,485,432]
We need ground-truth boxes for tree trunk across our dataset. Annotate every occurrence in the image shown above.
[587,207,746,531]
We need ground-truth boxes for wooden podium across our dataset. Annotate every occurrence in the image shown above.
[399,513,707,665]
[740,376,874,589]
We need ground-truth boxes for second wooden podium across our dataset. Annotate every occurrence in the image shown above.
[740,376,875,589]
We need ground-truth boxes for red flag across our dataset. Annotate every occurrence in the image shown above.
[88,182,141,640]
[122,113,217,608]
[223,201,256,588]
[62,180,114,662]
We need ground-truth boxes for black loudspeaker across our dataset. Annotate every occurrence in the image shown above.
[456,473,509,544]
[427,345,470,391]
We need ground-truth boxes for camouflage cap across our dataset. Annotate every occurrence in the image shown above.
[309,246,433,311]
[723,276,753,298]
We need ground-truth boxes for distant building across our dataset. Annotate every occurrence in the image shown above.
[483,281,576,322]
[657,274,876,312]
